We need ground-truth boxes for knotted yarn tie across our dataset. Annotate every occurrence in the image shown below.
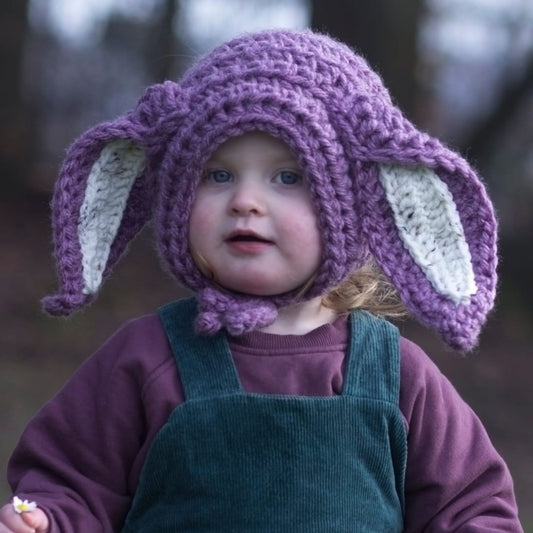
[194,287,278,336]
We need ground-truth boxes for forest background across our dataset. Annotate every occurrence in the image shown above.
[1,0,532,528]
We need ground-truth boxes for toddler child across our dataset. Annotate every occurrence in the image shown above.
[0,29,523,532]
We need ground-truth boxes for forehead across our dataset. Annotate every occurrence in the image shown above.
[207,131,298,165]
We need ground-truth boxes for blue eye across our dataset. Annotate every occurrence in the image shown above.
[274,170,301,185]
[207,169,232,183]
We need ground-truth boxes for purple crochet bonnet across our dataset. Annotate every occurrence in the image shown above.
[42,29,497,351]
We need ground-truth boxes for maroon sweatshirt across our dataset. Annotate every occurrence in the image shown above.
[8,311,523,532]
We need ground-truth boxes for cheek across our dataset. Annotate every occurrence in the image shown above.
[189,198,218,249]
[278,205,322,260]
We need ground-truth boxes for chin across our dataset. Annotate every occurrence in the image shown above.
[218,278,294,297]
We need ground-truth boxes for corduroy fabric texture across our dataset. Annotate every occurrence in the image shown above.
[42,29,498,350]
[121,298,406,532]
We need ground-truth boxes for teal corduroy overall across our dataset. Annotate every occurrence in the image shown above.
[122,298,406,532]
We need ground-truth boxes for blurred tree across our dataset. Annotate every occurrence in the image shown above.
[461,51,533,164]
[147,0,181,82]
[310,0,424,118]
[0,0,31,195]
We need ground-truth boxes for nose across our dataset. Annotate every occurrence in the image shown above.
[228,180,266,216]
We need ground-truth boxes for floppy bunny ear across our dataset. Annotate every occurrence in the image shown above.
[378,163,477,305]
[335,96,498,351]
[42,81,187,316]
[42,120,152,315]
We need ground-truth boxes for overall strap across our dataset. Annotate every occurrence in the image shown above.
[342,310,400,403]
[158,298,243,401]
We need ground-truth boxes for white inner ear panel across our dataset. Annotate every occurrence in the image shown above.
[78,139,146,294]
[378,163,477,304]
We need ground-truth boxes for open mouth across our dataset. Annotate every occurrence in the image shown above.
[226,232,273,244]
[228,235,271,243]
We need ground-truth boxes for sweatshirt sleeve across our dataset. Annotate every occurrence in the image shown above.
[7,314,180,533]
[400,337,523,532]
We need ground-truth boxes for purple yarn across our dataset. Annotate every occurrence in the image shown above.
[42,29,497,351]
[194,288,278,336]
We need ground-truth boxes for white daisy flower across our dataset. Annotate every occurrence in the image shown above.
[12,496,37,514]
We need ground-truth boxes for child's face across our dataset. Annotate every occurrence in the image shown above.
[189,131,322,297]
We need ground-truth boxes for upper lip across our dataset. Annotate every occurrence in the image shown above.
[225,230,273,243]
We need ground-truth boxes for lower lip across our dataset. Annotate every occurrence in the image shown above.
[226,240,273,254]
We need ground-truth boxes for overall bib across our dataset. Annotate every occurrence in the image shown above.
[122,298,406,532]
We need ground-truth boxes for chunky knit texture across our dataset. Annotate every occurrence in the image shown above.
[42,29,498,351]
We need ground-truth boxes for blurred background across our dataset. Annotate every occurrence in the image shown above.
[1,0,532,527]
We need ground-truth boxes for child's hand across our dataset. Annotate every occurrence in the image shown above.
[0,503,49,533]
